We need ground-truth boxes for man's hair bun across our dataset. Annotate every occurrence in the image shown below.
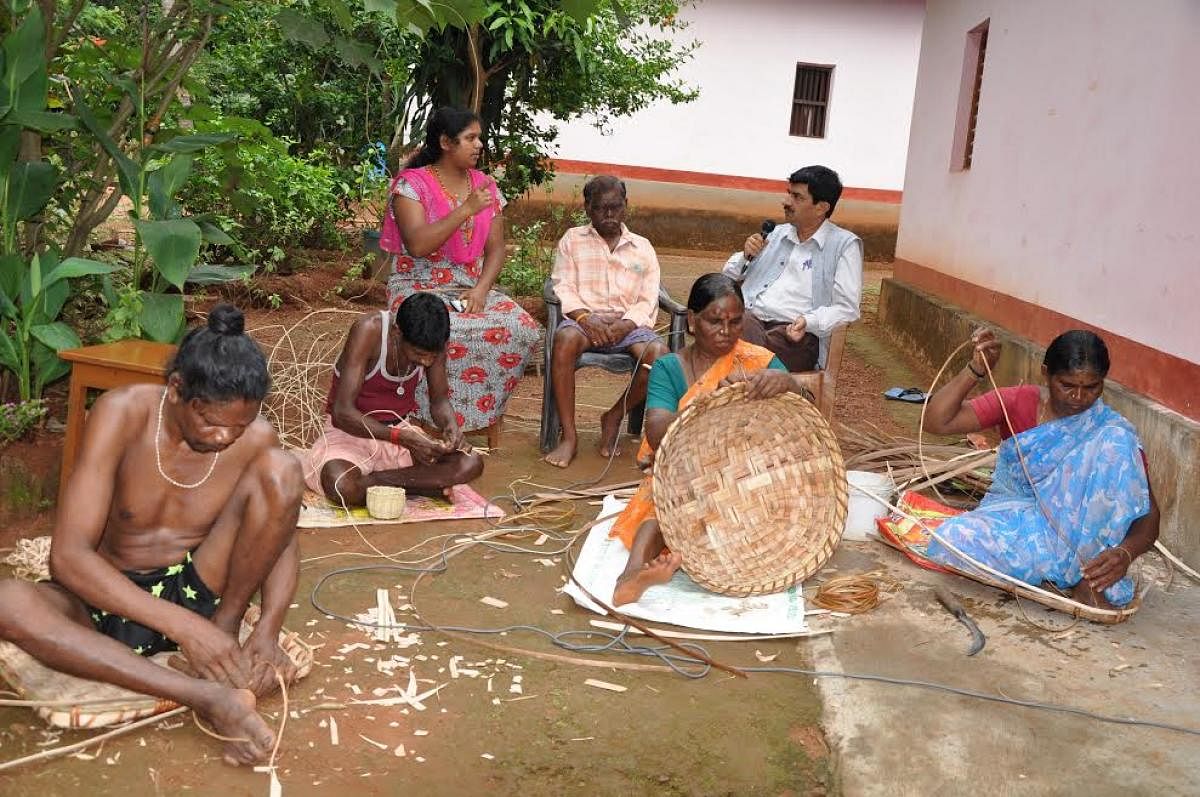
[207,303,245,336]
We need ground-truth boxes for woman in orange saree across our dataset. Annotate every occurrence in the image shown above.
[610,274,814,606]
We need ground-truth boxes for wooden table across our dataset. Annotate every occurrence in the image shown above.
[57,340,176,504]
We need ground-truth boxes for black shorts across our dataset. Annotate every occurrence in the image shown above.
[84,551,221,657]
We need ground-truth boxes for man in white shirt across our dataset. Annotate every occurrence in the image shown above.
[721,165,863,371]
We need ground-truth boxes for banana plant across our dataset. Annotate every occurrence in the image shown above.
[0,5,114,401]
[74,91,244,343]
[0,249,119,401]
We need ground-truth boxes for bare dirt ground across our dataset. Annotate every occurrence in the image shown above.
[0,251,930,796]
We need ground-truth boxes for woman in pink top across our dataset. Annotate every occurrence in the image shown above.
[381,107,541,434]
[923,329,1159,608]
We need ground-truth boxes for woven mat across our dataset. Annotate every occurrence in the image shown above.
[0,606,313,729]
[298,484,503,528]
[876,490,1141,624]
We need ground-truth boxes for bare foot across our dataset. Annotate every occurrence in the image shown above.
[203,686,276,767]
[1071,580,1114,610]
[612,551,683,606]
[544,437,577,468]
[598,408,624,458]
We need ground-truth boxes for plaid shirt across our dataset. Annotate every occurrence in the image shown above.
[551,224,661,328]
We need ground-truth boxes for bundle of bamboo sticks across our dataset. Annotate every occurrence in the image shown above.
[837,422,995,503]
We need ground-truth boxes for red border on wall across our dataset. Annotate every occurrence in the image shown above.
[551,159,903,204]
[894,259,1198,421]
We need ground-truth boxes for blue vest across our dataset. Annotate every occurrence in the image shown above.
[741,220,860,368]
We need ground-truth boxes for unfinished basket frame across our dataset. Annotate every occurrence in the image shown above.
[653,383,848,597]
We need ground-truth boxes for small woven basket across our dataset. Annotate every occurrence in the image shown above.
[366,485,407,520]
[653,383,848,596]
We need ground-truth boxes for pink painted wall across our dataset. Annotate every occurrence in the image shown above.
[896,0,1200,365]
[548,0,925,192]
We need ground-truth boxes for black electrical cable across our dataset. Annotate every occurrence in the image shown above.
[309,563,1200,738]
[307,327,1200,741]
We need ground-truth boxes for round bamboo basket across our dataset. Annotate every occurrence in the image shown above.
[366,486,407,520]
[653,383,848,596]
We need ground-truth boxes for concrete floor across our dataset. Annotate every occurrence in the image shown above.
[809,265,1200,796]
[813,544,1199,796]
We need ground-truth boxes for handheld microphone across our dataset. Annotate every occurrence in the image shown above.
[749,220,776,260]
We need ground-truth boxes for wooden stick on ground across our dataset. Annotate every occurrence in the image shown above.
[0,706,187,773]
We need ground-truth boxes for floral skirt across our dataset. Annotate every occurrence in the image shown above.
[388,277,542,430]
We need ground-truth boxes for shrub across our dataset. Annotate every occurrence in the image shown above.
[0,400,47,446]
[500,205,587,297]
[178,117,354,260]
[500,219,554,298]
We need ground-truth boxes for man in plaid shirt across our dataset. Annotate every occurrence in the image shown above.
[545,175,667,468]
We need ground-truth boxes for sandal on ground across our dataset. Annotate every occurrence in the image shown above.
[883,387,929,404]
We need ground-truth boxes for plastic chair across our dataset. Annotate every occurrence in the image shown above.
[539,278,688,453]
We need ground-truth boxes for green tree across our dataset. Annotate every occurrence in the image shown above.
[271,0,698,197]
[197,0,404,163]
[405,0,698,196]
[36,0,227,257]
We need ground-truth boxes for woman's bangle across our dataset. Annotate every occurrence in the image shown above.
[1113,545,1133,567]
[967,362,985,379]
[389,425,403,446]
[575,311,591,324]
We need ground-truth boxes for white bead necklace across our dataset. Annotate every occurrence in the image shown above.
[155,388,219,489]
[386,328,421,397]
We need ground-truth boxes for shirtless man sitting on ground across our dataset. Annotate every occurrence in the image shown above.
[0,305,303,766]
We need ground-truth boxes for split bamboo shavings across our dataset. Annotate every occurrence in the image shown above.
[584,679,627,693]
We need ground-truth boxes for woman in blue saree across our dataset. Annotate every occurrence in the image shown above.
[923,329,1160,608]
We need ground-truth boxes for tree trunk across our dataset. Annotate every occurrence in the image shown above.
[465,24,485,114]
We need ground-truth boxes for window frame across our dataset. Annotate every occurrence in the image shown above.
[789,62,834,139]
[951,19,990,171]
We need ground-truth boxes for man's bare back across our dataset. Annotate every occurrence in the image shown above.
[0,305,304,766]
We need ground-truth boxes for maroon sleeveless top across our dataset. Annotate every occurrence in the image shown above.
[325,310,424,422]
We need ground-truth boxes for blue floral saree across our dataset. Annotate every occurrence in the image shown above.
[927,399,1149,606]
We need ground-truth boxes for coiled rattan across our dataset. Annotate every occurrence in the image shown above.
[653,383,848,596]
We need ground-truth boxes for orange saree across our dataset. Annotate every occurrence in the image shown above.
[608,339,777,548]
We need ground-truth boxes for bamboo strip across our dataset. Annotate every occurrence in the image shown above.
[588,620,832,642]
[0,707,188,773]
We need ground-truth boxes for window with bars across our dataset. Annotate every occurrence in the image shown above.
[952,19,990,170]
[789,64,833,138]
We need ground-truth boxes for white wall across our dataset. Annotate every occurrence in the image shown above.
[897,0,1200,364]
[548,0,925,191]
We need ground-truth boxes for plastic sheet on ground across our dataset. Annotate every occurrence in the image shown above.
[563,495,809,634]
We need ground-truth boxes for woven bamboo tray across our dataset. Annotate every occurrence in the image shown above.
[653,383,848,596]
[0,604,314,729]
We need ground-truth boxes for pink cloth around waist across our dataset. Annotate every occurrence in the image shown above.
[303,415,413,493]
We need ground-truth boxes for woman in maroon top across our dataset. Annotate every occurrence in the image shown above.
[924,328,1159,605]
[303,293,483,506]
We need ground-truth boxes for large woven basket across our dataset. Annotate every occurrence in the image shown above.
[653,383,848,596]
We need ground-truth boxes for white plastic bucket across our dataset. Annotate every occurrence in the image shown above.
[843,470,895,541]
